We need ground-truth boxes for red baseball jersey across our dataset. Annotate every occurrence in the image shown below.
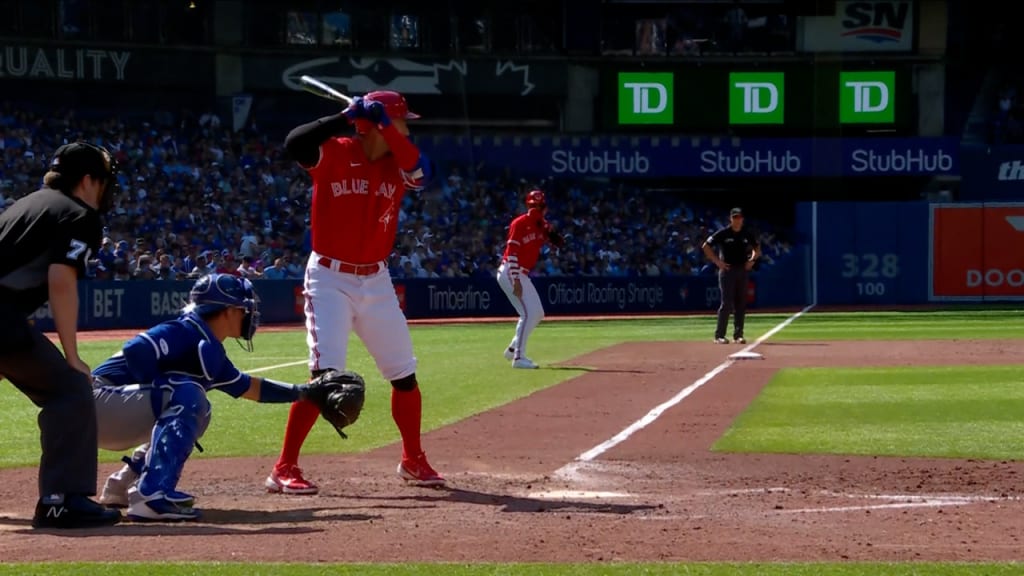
[307,137,407,264]
[503,208,550,278]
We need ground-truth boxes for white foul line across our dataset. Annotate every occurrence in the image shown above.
[779,498,974,514]
[558,304,814,473]
[248,359,307,374]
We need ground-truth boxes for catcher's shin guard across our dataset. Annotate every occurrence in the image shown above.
[137,379,210,498]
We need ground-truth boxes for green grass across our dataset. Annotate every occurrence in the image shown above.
[1,564,1022,576]
[773,309,1024,341]
[0,317,780,469]
[3,310,1021,469]
[714,365,1024,459]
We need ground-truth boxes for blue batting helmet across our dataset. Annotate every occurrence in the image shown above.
[187,274,260,346]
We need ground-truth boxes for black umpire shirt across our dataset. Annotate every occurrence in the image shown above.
[0,187,101,315]
[706,226,759,267]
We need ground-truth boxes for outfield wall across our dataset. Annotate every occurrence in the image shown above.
[28,252,808,331]
[28,201,1023,331]
[800,201,1024,305]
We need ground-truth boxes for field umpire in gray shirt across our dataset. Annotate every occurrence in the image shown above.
[702,207,760,344]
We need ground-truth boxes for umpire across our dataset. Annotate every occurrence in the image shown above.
[702,207,760,344]
[0,142,122,528]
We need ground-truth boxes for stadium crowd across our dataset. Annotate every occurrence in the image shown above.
[0,103,792,281]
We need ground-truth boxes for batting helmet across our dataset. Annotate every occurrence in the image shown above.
[354,91,420,134]
[364,90,420,120]
[525,190,547,208]
[187,274,261,347]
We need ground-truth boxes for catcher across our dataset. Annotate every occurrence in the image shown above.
[90,274,364,521]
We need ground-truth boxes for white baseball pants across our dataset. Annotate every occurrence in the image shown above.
[496,263,544,360]
[303,252,417,381]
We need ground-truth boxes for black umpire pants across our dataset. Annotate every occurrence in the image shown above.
[715,267,749,340]
[0,305,98,498]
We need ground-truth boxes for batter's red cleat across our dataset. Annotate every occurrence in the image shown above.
[265,464,320,495]
[398,452,446,487]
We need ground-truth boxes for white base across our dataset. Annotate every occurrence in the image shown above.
[729,351,764,360]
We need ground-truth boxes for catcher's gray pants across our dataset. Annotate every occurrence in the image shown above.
[93,381,171,451]
[715,268,749,340]
[0,316,99,498]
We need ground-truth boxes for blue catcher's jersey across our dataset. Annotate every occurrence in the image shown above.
[93,312,252,397]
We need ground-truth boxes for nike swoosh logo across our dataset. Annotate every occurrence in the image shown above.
[350,162,362,167]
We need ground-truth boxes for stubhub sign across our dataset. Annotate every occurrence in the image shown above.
[416,136,959,178]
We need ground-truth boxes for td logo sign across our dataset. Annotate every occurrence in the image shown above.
[617,72,673,125]
[729,72,784,125]
[840,71,895,124]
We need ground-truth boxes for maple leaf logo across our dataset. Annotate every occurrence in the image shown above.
[495,61,534,96]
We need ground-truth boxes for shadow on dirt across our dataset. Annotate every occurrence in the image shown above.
[200,507,380,525]
[352,488,659,515]
[3,507,378,537]
[547,366,651,374]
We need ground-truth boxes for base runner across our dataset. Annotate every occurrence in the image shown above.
[265,90,443,494]
[496,190,564,369]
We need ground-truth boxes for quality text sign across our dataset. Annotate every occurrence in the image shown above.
[930,204,1024,301]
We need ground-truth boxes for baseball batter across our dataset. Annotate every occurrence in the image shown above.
[266,90,442,494]
[497,190,564,369]
[91,274,362,521]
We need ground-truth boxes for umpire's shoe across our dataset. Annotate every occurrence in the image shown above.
[32,493,122,529]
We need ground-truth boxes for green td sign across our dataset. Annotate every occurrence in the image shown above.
[617,72,674,125]
[729,72,785,125]
[839,71,895,123]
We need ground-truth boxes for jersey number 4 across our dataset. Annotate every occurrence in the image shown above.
[66,239,90,262]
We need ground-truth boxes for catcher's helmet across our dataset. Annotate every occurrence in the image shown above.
[525,190,547,208]
[187,274,261,347]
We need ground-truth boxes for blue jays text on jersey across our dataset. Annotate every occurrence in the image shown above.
[93,312,251,397]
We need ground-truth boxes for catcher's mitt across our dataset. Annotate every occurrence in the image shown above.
[303,369,366,439]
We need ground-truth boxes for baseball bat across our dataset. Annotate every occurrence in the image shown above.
[298,75,354,106]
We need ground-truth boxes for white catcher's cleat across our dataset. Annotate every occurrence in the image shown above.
[512,358,539,369]
[99,474,133,508]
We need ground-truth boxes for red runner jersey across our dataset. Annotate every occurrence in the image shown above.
[306,137,407,264]
[502,208,549,279]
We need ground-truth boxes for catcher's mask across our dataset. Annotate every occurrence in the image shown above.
[186,273,261,351]
[49,141,120,213]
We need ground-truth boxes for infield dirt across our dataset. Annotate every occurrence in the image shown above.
[2,337,1023,562]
